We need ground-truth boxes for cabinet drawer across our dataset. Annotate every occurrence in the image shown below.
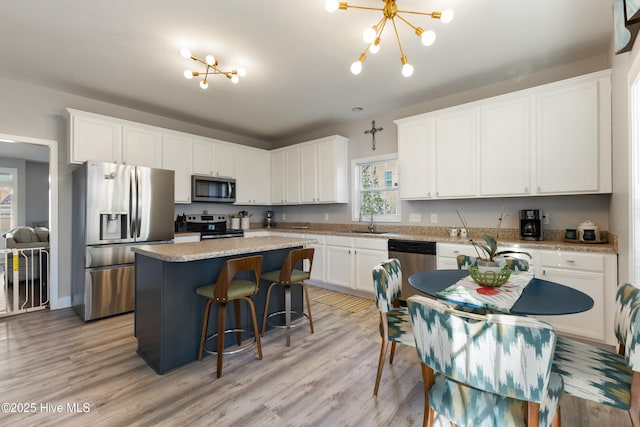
[436,243,475,258]
[540,251,604,272]
[354,237,388,251]
[325,235,353,247]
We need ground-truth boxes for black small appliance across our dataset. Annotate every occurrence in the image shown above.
[264,210,276,228]
[519,209,543,241]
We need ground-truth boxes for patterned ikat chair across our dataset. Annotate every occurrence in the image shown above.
[407,295,563,427]
[456,254,530,272]
[456,255,477,270]
[372,258,414,396]
[552,283,640,426]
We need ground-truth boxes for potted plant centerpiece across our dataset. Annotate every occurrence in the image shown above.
[457,208,531,286]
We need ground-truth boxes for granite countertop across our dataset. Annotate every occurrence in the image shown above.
[245,226,618,254]
[133,236,317,262]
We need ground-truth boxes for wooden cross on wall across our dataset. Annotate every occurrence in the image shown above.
[364,120,383,151]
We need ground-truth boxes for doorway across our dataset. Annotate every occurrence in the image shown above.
[0,133,58,313]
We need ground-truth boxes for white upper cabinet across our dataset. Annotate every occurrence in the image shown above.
[479,94,532,196]
[284,146,301,204]
[300,143,318,203]
[162,133,192,204]
[535,72,612,194]
[299,136,349,204]
[397,115,435,199]
[317,136,348,203]
[192,138,236,178]
[434,107,478,198]
[395,70,611,200]
[270,145,302,205]
[271,150,286,204]
[122,124,162,168]
[68,109,122,164]
[272,135,349,205]
[234,146,271,205]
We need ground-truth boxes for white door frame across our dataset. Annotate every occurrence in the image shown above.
[0,133,59,309]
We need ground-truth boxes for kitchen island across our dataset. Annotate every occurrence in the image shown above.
[132,236,316,374]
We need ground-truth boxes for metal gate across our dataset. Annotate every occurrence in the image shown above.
[0,247,50,317]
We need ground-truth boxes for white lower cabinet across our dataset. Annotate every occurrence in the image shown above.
[436,242,477,269]
[536,251,617,346]
[325,235,387,296]
[305,234,326,284]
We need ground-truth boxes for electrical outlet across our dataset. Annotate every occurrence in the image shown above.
[543,213,550,225]
[430,213,438,224]
[409,213,421,222]
[281,213,286,221]
[324,213,329,221]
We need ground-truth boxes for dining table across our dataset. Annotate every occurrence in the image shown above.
[408,269,594,316]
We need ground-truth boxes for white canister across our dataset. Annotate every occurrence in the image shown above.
[241,217,251,230]
[577,220,600,242]
[459,228,468,238]
[231,217,240,230]
[449,227,459,237]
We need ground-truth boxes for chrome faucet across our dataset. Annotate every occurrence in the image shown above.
[359,204,375,233]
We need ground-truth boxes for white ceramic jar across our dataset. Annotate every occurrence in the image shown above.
[577,220,600,242]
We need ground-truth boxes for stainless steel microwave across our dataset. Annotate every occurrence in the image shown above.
[191,175,236,203]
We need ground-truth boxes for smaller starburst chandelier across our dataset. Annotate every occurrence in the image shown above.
[180,48,247,89]
[325,0,453,77]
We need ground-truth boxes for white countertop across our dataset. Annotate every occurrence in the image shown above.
[132,236,317,262]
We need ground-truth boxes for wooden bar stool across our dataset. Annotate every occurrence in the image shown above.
[261,247,314,346]
[197,255,263,378]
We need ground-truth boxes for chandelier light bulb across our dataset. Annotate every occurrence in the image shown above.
[200,80,208,89]
[402,62,414,77]
[184,69,194,79]
[363,27,377,44]
[205,55,216,65]
[237,67,247,77]
[231,74,239,84]
[421,30,436,46]
[441,9,454,24]
[351,60,363,75]
[369,41,380,54]
[325,0,339,12]
[180,48,191,59]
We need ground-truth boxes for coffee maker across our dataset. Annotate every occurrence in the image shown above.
[264,210,276,228]
[519,209,543,241]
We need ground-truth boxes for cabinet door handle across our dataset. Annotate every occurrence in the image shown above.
[524,187,528,192]
[566,260,576,263]
[453,251,459,254]
[542,269,546,276]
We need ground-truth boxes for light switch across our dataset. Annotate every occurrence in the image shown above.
[409,213,421,222]
[430,213,438,223]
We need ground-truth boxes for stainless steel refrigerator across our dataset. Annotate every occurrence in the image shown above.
[72,161,174,321]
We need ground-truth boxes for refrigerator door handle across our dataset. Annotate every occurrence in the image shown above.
[130,168,137,238]
[136,168,142,238]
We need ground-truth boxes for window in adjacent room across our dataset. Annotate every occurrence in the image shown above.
[352,154,400,222]
[0,167,17,235]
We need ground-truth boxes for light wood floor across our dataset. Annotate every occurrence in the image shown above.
[0,285,632,426]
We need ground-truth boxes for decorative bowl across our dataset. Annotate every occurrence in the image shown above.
[468,265,512,287]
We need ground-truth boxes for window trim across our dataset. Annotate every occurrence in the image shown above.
[351,153,400,223]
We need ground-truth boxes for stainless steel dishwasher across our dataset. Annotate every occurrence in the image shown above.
[388,239,437,301]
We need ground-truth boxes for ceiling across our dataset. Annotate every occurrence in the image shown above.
[0,1,613,143]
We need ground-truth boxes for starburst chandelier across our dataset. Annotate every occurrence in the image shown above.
[180,48,247,89]
[325,0,453,77]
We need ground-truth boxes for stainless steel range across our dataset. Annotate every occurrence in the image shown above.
[185,214,244,240]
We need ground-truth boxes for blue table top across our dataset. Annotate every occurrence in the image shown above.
[408,269,594,316]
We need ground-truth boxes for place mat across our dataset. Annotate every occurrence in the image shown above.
[436,272,534,313]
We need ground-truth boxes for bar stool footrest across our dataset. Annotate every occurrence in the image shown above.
[203,328,257,356]
[266,310,310,329]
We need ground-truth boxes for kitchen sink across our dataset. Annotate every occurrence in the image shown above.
[339,230,390,235]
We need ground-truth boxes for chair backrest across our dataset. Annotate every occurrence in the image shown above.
[278,247,314,283]
[372,259,402,313]
[407,294,556,403]
[213,255,263,301]
[456,255,477,270]
[614,283,640,370]
[505,258,530,272]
